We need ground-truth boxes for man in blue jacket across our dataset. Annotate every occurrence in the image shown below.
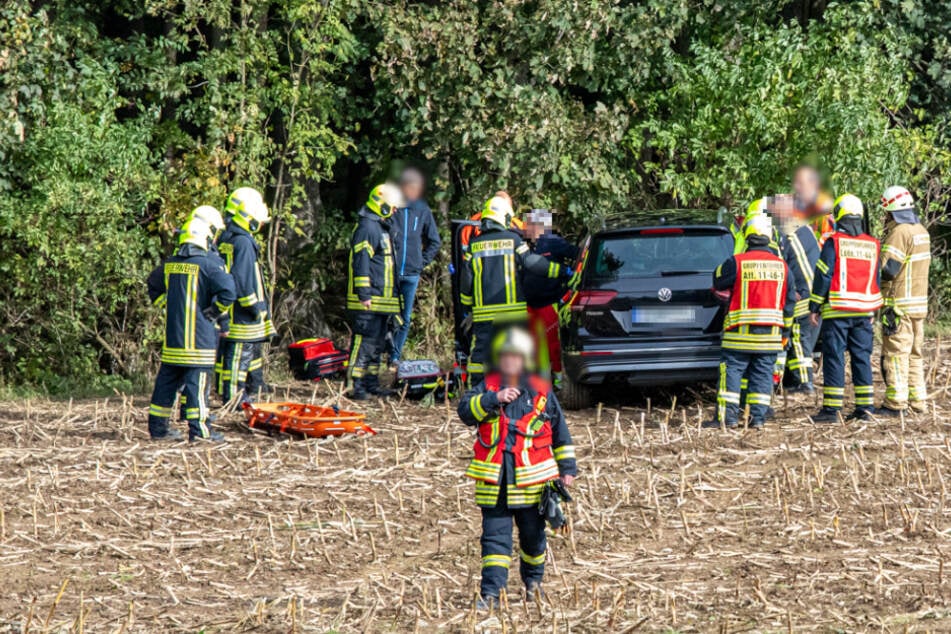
[147,218,235,441]
[388,168,442,364]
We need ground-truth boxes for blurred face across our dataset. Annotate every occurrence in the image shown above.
[498,352,525,378]
[524,221,545,241]
[793,167,820,206]
[401,180,423,203]
[770,194,794,222]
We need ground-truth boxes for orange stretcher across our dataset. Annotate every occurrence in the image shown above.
[241,402,377,439]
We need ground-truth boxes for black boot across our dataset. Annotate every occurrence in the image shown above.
[847,407,875,421]
[348,378,370,401]
[877,406,906,418]
[364,375,393,398]
[811,407,840,423]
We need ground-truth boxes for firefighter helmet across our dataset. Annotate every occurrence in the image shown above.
[190,205,225,236]
[832,194,864,222]
[491,326,535,366]
[481,195,514,228]
[744,213,773,239]
[226,187,270,232]
[745,197,768,219]
[178,218,214,249]
[366,183,404,219]
[881,186,914,213]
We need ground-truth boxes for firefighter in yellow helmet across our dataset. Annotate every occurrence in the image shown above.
[731,198,767,255]
[346,184,405,400]
[879,186,931,416]
[706,215,796,429]
[809,194,883,422]
[458,326,576,608]
[459,195,572,384]
[216,187,274,403]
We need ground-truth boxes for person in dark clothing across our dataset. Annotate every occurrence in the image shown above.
[346,184,404,400]
[147,218,236,442]
[458,327,577,607]
[388,168,442,363]
[459,196,571,384]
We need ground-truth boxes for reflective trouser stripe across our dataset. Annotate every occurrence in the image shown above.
[482,554,511,569]
[348,335,364,382]
[520,550,545,566]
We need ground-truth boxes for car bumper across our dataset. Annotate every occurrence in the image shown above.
[563,341,721,386]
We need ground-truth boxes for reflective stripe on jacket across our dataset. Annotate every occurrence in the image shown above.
[815,233,883,317]
[347,208,399,314]
[219,224,275,341]
[880,221,930,318]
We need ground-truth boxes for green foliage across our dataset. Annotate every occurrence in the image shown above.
[0,0,949,392]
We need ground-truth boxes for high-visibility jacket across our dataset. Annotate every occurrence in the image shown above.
[715,247,795,352]
[880,218,930,318]
[218,223,275,342]
[458,373,576,508]
[459,212,525,250]
[782,224,821,318]
[347,207,399,314]
[810,229,883,318]
[460,223,563,323]
[147,244,236,367]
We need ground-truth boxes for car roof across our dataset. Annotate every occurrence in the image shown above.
[590,208,730,235]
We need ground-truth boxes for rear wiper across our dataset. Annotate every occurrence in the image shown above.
[659,270,704,276]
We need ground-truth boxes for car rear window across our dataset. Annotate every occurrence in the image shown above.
[590,230,733,279]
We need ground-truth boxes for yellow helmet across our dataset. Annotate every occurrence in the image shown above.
[743,213,773,240]
[491,326,535,367]
[366,183,405,219]
[225,187,269,232]
[745,197,768,219]
[178,218,214,249]
[189,205,225,237]
[832,194,864,222]
[481,195,514,227]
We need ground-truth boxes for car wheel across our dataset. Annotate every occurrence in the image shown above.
[559,372,591,410]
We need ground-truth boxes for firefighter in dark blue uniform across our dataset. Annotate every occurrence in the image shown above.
[707,215,796,429]
[216,187,274,403]
[458,327,577,607]
[781,210,822,392]
[147,218,236,441]
[459,196,571,384]
[809,194,883,422]
[346,184,404,400]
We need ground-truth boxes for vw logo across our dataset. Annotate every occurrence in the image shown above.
[658,287,672,302]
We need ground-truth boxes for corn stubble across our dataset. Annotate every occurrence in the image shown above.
[0,345,950,632]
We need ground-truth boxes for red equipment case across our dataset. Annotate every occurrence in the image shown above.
[288,338,348,381]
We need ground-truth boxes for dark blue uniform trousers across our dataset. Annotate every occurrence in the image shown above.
[820,316,874,411]
[216,340,259,403]
[480,479,547,598]
[149,363,212,440]
[718,349,777,425]
[787,315,821,387]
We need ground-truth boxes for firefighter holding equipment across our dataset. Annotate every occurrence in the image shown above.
[346,184,404,400]
[458,327,576,607]
[147,218,236,441]
[459,196,571,384]
[708,214,796,429]
[809,194,883,422]
[216,187,274,403]
[879,186,931,416]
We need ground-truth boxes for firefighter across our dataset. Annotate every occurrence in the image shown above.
[458,327,577,607]
[879,186,931,416]
[146,218,236,441]
[346,184,404,400]
[706,214,796,429]
[216,187,274,403]
[458,190,524,251]
[776,195,822,393]
[731,198,766,255]
[459,196,572,384]
[809,194,883,422]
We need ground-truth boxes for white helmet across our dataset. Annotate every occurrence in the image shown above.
[832,194,864,222]
[178,218,214,250]
[881,186,914,213]
[491,326,536,367]
[190,205,225,235]
[743,213,773,239]
[225,187,270,232]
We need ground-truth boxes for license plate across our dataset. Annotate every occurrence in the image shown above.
[632,306,696,323]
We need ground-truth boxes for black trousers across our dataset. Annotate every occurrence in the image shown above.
[149,363,212,440]
[347,311,389,385]
[217,340,259,403]
[820,316,874,411]
[468,322,495,385]
[480,497,547,598]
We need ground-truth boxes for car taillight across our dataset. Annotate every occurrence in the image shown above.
[571,289,617,312]
[639,228,684,235]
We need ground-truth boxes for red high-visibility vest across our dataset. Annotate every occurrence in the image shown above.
[828,233,883,313]
[723,251,788,330]
[464,374,559,487]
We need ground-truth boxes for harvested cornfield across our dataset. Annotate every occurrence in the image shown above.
[2,343,951,632]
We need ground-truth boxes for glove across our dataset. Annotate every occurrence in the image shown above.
[561,265,574,279]
[881,306,901,336]
[202,305,222,321]
[538,479,573,534]
[256,301,269,322]
[448,263,456,275]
